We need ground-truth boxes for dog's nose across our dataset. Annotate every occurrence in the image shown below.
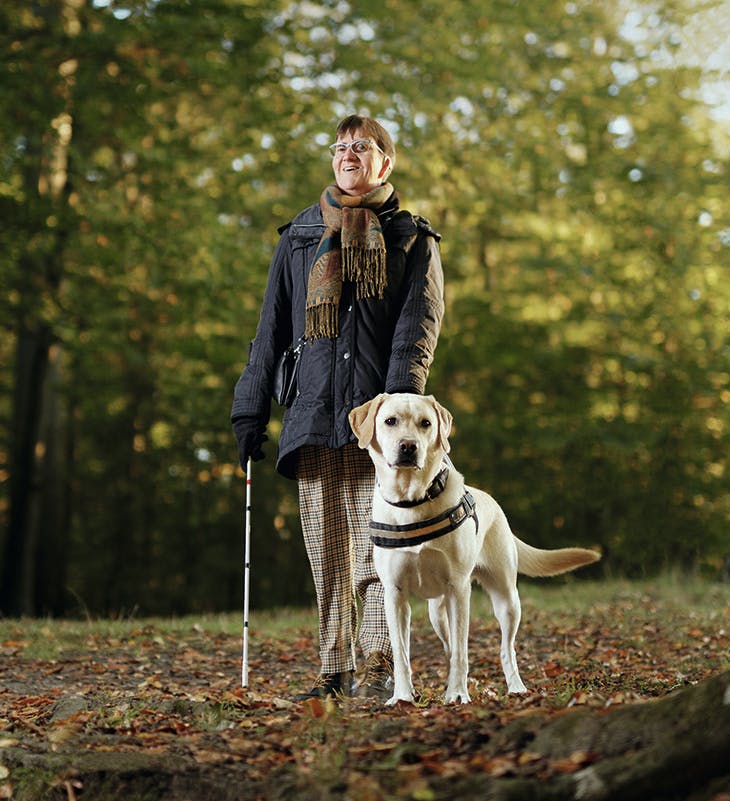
[398,440,417,457]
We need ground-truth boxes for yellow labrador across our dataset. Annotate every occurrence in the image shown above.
[349,393,600,705]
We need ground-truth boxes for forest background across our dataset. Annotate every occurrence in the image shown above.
[1,0,729,618]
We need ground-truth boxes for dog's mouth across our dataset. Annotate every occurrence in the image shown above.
[390,456,421,470]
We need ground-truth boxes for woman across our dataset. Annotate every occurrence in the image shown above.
[231,115,444,699]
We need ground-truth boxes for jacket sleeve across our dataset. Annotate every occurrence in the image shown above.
[385,227,444,394]
[231,230,294,426]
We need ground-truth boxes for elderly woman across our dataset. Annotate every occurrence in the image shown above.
[231,114,444,700]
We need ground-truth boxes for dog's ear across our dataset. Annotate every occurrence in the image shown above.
[430,397,453,453]
[349,394,388,449]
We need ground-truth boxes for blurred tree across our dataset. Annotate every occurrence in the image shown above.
[0,0,314,615]
[1,1,81,614]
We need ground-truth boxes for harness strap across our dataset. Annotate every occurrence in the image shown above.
[370,491,478,549]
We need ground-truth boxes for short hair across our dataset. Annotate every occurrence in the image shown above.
[335,115,396,170]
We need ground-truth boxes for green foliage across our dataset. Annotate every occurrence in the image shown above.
[1,0,728,614]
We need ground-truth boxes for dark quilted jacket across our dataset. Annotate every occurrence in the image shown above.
[231,199,444,479]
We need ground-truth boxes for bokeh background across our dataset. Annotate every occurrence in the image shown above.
[2,0,729,617]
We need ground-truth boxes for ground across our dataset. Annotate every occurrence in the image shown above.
[0,577,728,800]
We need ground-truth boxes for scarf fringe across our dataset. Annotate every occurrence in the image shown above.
[305,303,340,340]
[343,246,387,300]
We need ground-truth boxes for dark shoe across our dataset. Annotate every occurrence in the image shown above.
[355,651,393,699]
[293,670,355,701]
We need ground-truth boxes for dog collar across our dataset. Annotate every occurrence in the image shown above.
[380,465,450,508]
[370,491,478,548]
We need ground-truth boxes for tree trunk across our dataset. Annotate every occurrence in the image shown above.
[33,343,72,615]
[1,326,52,615]
[1,1,79,616]
[1,332,71,616]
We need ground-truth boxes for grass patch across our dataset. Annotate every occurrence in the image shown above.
[2,576,727,661]
[517,571,730,614]
[0,608,318,661]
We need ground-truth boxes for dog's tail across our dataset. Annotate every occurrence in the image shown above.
[515,538,601,577]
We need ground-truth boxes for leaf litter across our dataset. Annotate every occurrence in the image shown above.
[0,579,728,800]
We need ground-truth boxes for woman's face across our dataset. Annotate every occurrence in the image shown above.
[331,128,391,196]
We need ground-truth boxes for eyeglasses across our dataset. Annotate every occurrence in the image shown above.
[328,138,384,157]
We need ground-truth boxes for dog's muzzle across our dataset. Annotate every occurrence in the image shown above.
[394,439,419,467]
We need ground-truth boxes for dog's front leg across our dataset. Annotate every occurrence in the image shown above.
[443,580,471,704]
[383,584,416,705]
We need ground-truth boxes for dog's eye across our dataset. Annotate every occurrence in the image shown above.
[420,419,432,429]
[384,417,397,426]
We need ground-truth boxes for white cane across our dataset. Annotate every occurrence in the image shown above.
[241,457,253,687]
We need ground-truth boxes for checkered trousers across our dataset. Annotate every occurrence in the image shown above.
[297,443,392,674]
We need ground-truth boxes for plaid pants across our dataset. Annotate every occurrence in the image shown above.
[297,443,391,674]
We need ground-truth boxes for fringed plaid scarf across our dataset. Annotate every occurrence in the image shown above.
[305,182,395,340]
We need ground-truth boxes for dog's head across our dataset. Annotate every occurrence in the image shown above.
[349,393,453,472]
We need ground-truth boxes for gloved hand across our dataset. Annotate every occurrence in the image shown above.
[232,416,268,470]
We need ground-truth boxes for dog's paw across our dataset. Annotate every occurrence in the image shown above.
[385,692,416,706]
[444,688,471,704]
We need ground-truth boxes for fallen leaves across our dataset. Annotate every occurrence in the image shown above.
[48,711,95,751]
[50,774,83,801]
[0,581,727,800]
[551,749,600,774]
[0,740,19,750]
[542,661,564,678]
[0,762,13,801]
[301,695,339,720]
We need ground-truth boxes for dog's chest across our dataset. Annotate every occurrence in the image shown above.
[373,538,473,599]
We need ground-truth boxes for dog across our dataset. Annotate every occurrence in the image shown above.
[349,393,601,705]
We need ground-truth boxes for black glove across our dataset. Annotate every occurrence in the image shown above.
[232,416,268,470]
